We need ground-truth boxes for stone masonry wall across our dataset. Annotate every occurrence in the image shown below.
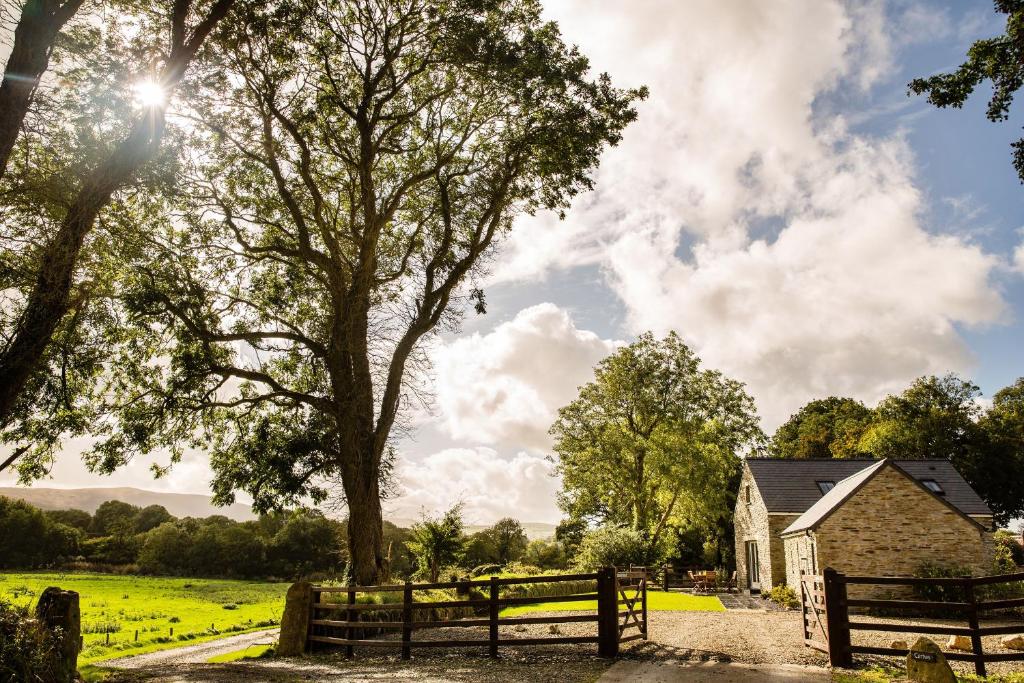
[812,465,993,600]
[734,465,798,592]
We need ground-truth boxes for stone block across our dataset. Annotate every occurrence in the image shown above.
[1002,634,1024,650]
[946,634,972,651]
[277,581,313,656]
[35,587,80,683]
[907,637,955,683]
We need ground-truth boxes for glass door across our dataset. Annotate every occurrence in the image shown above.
[745,541,760,591]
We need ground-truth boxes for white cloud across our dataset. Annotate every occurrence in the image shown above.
[1014,240,1024,274]
[491,0,1009,430]
[431,303,617,450]
[387,447,561,524]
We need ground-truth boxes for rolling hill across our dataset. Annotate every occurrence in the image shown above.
[0,486,256,521]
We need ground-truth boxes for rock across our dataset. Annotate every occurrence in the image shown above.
[907,637,955,683]
[514,624,527,632]
[548,624,561,634]
[946,634,973,651]
[277,582,313,656]
[35,587,80,683]
[890,640,908,650]
[1002,634,1024,650]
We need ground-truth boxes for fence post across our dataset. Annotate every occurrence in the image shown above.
[401,581,412,661]
[346,587,355,659]
[597,566,619,658]
[963,578,985,679]
[489,576,499,659]
[641,572,648,640]
[662,565,669,592]
[822,568,851,668]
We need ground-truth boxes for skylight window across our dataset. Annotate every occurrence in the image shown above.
[816,481,836,494]
[921,479,944,495]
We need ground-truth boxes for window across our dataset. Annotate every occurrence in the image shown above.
[921,479,944,495]
[816,481,836,494]
[745,485,751,505]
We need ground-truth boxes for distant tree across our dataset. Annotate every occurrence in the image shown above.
[91,500,140,536]
[406,506,466,583]
[134,505,173,533]
[139,522,192,575]
[0,496,78,567]
[522,539,568,570]
[483,519,529,566]
[44,508,92,533]
[463,531,498,569]
[552,333,763,550]
[909,1,1024,183]
[977,378,1024,524]
[770,397,873,459]
[266,510,344,578]
[555,518,587,559]
[381,521,415,580]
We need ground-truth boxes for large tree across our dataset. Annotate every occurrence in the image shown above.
[908,0,1024,183]
[770,397,873,460]
[99,0,643,584]
[551,332,763,551]
[0,0,236,474]
[976,378,1024,524]
[0,0,87,179]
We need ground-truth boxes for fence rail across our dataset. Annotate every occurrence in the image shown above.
[304,567,646,659]
[800,568,1024,678]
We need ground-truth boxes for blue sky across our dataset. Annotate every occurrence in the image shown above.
[3,1,1022,527]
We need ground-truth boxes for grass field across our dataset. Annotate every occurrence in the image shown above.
[0,572,288,664]
[499,589,724,616]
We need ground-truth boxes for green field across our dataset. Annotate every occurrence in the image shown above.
[499,589,724,616]
[0,572,288,664]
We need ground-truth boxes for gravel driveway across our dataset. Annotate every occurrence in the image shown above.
[102,628,279,667]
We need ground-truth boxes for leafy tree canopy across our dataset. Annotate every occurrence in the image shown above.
[406,505,465,583]
[770,397,872,459]
[552,332,764,550]
[908,0,1024,182]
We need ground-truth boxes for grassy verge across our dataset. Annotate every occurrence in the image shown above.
[500,589,723,616]
[0,571,287,663]
[206,643,275,663]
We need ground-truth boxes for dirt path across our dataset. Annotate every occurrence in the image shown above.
[599,661,830,682]
[101,628,279,667]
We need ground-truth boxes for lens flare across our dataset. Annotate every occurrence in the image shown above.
[133,80,166,108]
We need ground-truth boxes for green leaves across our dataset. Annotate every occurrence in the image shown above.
[908,1,1024,182]
[551,332,764,547]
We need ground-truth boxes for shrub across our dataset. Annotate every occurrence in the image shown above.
[572,526,662,571]
[0,599,59,682]
[765,585,799,610]
[912,562,972,604]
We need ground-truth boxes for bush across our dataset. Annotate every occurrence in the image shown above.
[0,599,60,682]
[572,526,662,571]
[765,585,798,610]
[912,561,972,604]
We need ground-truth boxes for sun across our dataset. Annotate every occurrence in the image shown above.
[133,80,166,108]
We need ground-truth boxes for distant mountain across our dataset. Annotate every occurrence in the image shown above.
[0,486,256,522]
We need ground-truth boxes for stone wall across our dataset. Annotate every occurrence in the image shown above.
[733,465,798,592]
[810,465,993,600]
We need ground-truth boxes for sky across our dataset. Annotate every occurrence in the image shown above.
[3,0,1024,527]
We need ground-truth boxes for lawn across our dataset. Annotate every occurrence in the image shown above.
[500,589,724,616]
[0,572,288,664]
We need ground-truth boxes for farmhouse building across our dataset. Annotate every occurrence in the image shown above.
[734,458,993,594]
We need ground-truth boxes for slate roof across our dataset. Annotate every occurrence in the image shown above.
[745,457,992,517]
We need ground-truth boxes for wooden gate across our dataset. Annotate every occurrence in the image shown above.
[799,571,829,655]
[616,567,648,645]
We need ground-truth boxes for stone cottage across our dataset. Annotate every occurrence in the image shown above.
[734,458,993,594]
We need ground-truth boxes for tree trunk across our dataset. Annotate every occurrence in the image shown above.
[0,0,84,179]
[345,472,385,586]
[0,113,163,427]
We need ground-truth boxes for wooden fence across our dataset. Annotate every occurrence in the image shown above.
[801,568,1024,677]
[305,567,647,659]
